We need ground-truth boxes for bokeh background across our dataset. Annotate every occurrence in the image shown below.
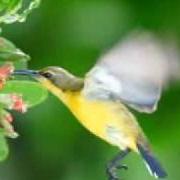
[1,0,180,179]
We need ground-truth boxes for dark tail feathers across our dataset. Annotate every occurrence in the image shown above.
[137,144,167,179]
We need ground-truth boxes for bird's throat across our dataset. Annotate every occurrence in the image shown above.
[36,76,80,105]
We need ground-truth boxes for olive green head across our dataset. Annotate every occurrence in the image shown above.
[14,66,84,91]
[39,66,84,91]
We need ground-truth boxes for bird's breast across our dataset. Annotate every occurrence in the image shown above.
[36,78,142,151]
[62,91,141,151]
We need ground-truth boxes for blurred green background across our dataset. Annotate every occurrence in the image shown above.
[1,0,180,179]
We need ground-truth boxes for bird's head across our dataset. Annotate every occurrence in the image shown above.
[14,66,84,91]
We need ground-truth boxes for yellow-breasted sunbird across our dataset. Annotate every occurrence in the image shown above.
[14,32,180,180]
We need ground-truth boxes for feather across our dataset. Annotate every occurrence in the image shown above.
[137,143,167,178]
[83,31,180,113]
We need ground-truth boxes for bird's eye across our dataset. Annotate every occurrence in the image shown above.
[41,72,52,78]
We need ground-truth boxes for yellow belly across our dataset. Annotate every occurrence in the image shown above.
[63,91,142,151]
[38,78,143,152]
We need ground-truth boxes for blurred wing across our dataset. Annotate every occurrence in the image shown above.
[83,32,180,113]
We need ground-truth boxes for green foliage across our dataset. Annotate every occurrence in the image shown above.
[0,0,41,24]
[0,37,30,68]
[0,0,46,162]
[1,80,48,107]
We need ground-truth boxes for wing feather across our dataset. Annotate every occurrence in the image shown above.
[83,32,180,113]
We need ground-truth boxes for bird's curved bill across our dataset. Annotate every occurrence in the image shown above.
[13,70,39,76]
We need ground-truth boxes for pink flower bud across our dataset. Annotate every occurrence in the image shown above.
[0,63,14,89]
[0,63,14,79]
[11,94,27,113]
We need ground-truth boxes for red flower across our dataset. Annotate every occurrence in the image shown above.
[0,63,14,90]
[11,94,27,113]
[0,63,27,138]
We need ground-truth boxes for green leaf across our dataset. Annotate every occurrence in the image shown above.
[0,0,41,24]
[0,131,8,161]
[0,0,22,12]
[0,80,48,107]
[0,37,29,69]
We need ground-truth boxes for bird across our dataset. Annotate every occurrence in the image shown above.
[13,32,180,180]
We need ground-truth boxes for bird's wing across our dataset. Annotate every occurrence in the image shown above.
[82,32,180,113]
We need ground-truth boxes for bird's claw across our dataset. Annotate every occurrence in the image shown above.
[107,164,128,180]
[106,150,130,180]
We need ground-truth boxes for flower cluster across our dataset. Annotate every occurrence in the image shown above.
[0,63,27,138]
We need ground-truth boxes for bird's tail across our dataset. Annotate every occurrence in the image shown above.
[137,144,167,179]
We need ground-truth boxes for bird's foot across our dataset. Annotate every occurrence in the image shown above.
[106,149,130,180]
[106,164,128,180]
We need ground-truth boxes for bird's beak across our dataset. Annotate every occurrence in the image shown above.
[13,69,39,76]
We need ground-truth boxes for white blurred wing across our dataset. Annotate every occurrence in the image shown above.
[82,32,180,113]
